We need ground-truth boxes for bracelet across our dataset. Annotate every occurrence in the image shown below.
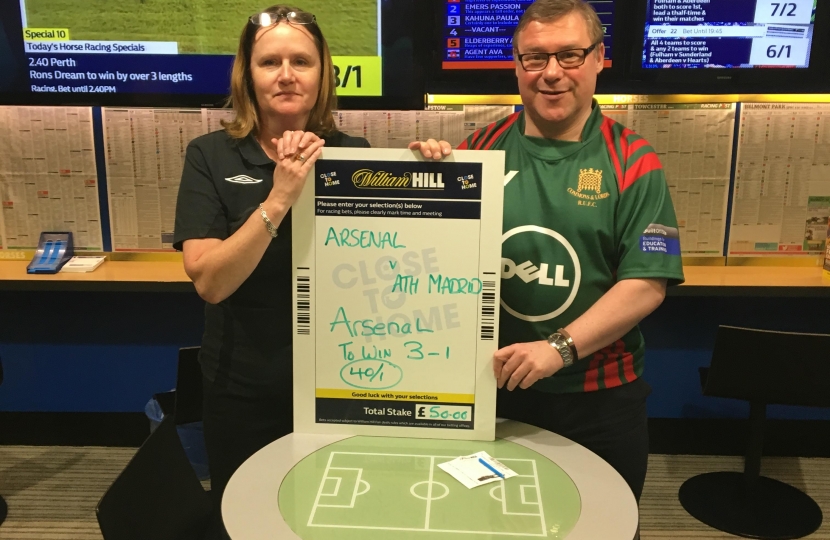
[557,327,578,361]
[259,203,278,238]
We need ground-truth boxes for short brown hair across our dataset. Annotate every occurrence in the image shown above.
[513,0,605,49]
[223,5,338,139]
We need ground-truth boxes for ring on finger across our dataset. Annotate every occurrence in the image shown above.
[295,153,307,163]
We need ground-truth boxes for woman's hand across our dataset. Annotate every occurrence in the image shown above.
[276,130,322,160]
[408,139,453,161]
[265,135,326,213]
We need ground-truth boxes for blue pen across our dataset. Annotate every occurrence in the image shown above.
[479,457,504,478]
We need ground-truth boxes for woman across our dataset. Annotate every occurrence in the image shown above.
[173,5,446,533]
[172,4,367,527]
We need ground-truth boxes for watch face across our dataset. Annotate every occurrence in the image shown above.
[548,333,572,365]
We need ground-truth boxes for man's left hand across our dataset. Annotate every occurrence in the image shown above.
[408,139,452,161]
[493,341,564,391]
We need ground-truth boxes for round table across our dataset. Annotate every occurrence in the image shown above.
[223,420,638,539]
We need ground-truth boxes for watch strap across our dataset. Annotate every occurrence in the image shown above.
[557,327,578,362]
[547,332,574,368]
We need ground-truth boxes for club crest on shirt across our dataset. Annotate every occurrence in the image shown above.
[568,168,609,207]
[224,175,262,184]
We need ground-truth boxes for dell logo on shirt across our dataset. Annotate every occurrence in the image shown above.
[502,259,570,287]
[225,175,263,184]
[500,225,582,323]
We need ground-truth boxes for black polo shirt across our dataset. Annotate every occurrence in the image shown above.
[173,129,369,392]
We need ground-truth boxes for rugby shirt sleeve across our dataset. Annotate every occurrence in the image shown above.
[457,126,483,150]
[614,135,685,286]
[173,141,229,251]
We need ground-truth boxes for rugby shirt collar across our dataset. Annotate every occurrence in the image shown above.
[517,100,603,161]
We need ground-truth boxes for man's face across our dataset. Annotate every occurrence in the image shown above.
[514,13,604,132]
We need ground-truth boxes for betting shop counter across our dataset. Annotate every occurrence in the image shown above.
[1,260,828,295]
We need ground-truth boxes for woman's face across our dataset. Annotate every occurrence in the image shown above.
[249,22,321,122]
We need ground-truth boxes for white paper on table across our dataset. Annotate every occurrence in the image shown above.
[438,451,517,489]
[60,255,106,272]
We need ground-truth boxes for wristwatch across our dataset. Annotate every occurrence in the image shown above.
[547,328,577,368]
[259,203,278,238]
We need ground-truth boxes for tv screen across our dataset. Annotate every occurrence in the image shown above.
[1,0,424,105]
[441,0,615,70]
[643,0,817,68]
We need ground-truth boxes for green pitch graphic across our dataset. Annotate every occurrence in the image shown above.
[279,436,582,539]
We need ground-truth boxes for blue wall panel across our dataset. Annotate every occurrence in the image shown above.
[0,290,204,412]
[641,294,830,421]
[0,343,179,412]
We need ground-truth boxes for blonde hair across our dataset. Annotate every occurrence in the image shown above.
[513,0,605,49]
[223,4,338,139]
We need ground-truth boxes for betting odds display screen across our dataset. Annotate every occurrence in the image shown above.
[643,0,817,68]
[442,0,614,69]
[8,0,383,96]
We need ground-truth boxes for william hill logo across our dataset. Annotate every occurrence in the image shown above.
[567,168,610,207]
[351,169,445,190]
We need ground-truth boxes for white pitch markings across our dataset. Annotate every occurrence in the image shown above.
[489,461,545,518]
[321,477,341,497]
[520,484,538,505]
[331,451,460,459]
[351,468,367,507]
[307,451,335,526]
[490,483,504,503]
[308,452,547,536]
[500,479,508,515]
[492,480,540,517]
[317,467,369,508]
[425,456,435,530]
[307,524,548,537]
[532,458,547,536]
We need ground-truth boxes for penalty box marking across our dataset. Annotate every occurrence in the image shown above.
[318,467,368,509]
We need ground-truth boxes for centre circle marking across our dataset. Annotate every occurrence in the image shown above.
[410,480,449,501]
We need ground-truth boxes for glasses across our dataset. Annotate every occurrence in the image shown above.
[516,42,601,71]
[249,11,316,27]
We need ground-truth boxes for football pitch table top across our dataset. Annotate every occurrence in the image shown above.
[223,421,638,540]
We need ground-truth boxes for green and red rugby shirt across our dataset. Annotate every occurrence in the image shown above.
[459,101,685,393]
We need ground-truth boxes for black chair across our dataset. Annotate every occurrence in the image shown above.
[0,357,6,526]
[679,325,830,539]
[96,414,213,540]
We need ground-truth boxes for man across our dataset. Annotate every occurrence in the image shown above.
[413,0,684,503]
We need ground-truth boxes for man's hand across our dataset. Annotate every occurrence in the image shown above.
[408,139,452,161]
[493,340,564,391]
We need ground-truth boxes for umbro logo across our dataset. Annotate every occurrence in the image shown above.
[225,175,262,184]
